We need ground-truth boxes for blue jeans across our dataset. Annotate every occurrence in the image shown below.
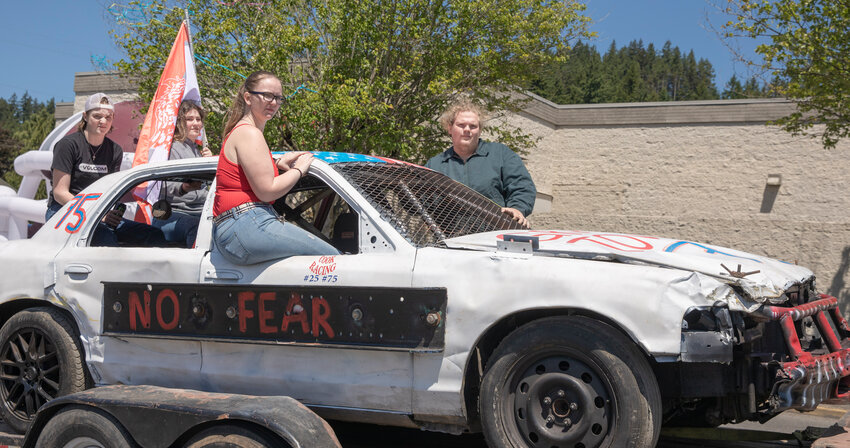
[153,211,201,248]
[213,205,339,265]
[46,200,167,247]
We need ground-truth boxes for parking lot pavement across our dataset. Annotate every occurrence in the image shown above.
[335,404,850,448]
[2,403,848,447]
[658,404,850,448]
[811,404,850,448]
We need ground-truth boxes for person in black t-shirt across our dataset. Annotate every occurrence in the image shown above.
[46,93,165,247]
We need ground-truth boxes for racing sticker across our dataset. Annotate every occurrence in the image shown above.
[102,283,446,351]
[54,193,102,233]
[305,256,338,283]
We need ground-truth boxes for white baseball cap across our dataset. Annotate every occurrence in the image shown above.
[84,93,114,112]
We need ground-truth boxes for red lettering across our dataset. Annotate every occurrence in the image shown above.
[155,289,180,330]
[129,291,151,330]
[238,292,255,333]
[309,257,337,275]
[311,297,334,338]
[567,234,654,251]
[258,292,276,334]
[280,292,309,334]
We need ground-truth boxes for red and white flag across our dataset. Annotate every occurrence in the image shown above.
[132,21,201,223]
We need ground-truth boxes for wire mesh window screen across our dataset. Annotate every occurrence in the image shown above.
[335,163,522,248]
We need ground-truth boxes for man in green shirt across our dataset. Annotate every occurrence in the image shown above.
[426,99,536,228]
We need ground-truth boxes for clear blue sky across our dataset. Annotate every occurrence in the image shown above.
[0,0,759,104]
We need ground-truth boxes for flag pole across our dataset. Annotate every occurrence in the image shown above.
[182,5,208,150]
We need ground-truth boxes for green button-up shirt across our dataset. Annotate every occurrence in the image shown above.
[425,140,536,216]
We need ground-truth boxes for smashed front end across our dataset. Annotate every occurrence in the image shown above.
[660,278,850,426]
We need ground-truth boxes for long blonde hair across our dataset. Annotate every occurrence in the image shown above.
[222,70,279,138]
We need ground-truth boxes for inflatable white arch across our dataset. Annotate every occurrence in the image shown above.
[0,112,84,241]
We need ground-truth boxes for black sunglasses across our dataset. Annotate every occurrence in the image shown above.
[248,91,285,104]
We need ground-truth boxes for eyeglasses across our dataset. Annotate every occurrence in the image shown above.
[248,91,285,104]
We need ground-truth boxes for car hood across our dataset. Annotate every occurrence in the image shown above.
[443,230,813,303]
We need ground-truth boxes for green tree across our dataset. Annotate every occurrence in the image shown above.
[111,0,590,161]
[723,74,746,99]
[722,0,850,148]
[0,94,55,192]
[530,39,719,104]
[529,40,603,104]
[0,127,20,188]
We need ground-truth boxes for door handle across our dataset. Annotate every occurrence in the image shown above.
[204,269,242,280]
[64,264,93,275]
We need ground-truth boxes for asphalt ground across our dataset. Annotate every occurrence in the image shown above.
[1,403,848,447]
[334,404,850,448]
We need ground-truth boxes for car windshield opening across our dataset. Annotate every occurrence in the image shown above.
[335,162,522,248]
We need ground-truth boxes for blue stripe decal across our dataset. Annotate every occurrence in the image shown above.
[664,241,762,263]
[272,151,386,164]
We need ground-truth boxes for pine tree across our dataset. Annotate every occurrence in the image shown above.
[723,75,745,99]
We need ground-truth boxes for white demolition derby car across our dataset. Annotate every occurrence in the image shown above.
[0,152,848,448]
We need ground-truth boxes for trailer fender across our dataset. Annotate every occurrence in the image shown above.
[21,385,340,448]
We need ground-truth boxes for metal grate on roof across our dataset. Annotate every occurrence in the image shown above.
[335,162,522,248]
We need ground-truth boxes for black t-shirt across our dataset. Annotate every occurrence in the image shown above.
[49,132,123,206]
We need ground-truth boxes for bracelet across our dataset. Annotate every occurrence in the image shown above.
[293,167,304,178]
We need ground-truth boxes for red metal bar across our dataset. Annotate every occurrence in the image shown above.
[828,305,850,335]
[815,310,844,353]
[762,296,838,321]
[778,315,812,362]
[760,294,850,385]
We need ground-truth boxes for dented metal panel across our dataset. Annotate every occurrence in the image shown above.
[444,230,813,303]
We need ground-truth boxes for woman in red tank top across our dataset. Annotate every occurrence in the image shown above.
[211,70,338,265]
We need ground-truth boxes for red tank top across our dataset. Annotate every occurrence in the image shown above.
[213,123,279,216]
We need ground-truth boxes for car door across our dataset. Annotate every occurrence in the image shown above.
[51,164,212,390]
[195,172,443,416]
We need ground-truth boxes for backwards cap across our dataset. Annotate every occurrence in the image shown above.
[84,93,114,112]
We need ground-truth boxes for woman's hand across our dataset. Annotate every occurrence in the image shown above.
[292,153,314,174]
[200,145,213,157]
[275,151,308,170]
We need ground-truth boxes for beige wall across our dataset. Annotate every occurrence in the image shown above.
[510,94,850,310]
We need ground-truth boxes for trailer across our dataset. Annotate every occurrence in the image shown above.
[16,385,340,448]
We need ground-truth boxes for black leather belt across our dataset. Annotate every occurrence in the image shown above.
[213,202,273,225]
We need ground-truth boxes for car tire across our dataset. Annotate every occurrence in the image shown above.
[0,307,88,433]
[480,315,661,448]
[181,424,287,448]
[34,405,135,448]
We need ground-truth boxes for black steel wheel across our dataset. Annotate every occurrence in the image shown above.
[0,307,88,433]
[480,315,661,448]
